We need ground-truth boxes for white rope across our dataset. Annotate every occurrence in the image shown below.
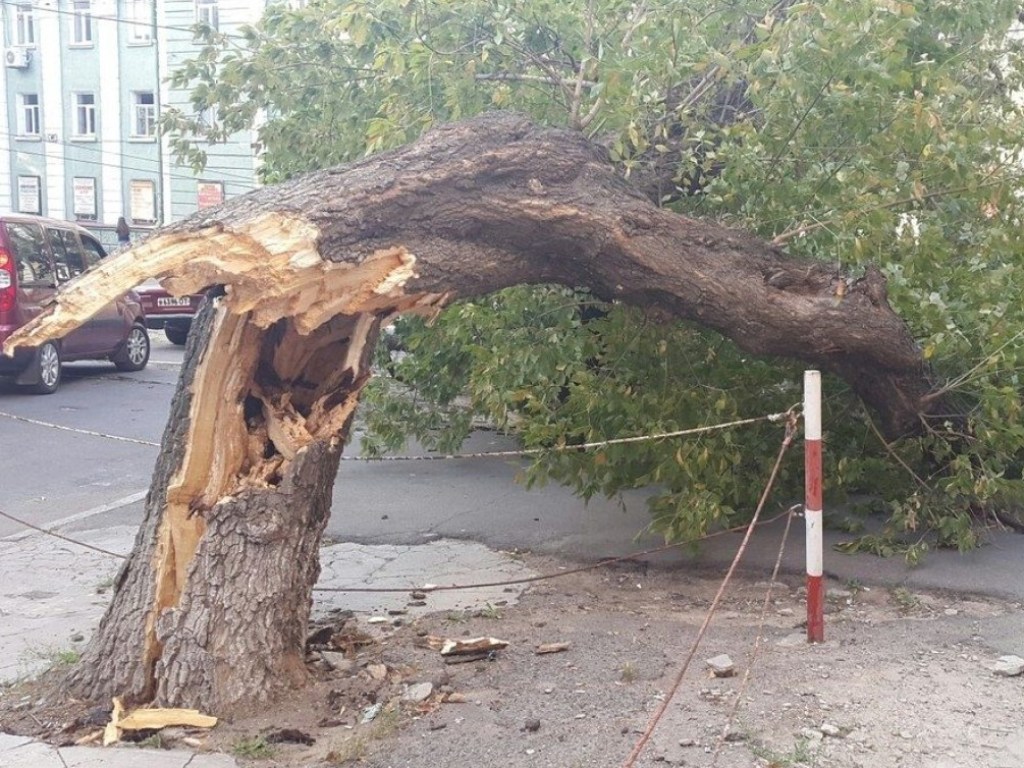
[0,411,161,447]
[0,409,793,461]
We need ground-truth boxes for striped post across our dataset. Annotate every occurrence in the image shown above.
[804,370,825,643]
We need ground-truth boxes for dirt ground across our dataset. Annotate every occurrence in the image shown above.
[2,554,1022,768]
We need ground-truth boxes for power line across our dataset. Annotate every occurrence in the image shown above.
[2,129,262,185]
[0,0,252,42]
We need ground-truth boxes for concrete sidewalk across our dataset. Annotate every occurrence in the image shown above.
[0,525,537,767]
[0,732,237,768]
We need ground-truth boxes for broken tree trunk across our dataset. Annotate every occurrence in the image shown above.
[3,112,940,713]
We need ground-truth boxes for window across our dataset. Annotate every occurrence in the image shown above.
[80,235,107,262]
[73,93,97,138]
[72,1,92,45]
[4,223,52,286]
[13,3,34,46]
[129,180,157,223]
[132,92,156,137]
[18,94,40,137]
[127,0,153,43]
[195,0,219,32]
[17,176,41,213]
[47,229,89,282]
[72,177,97,220]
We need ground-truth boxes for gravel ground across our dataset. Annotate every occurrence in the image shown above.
[3,552,1022,768]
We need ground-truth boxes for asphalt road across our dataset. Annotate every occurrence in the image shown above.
[0,336,178,538]
[2,336,1022,602]
[0,336,661,551]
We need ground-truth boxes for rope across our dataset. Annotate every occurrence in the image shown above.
[621,413,798,768]
[0,503,795,594]
[0,408,793,462]
[348,412,792,461]
[711,504,797,764]
[0,411,160,448]
[0,509,129,560]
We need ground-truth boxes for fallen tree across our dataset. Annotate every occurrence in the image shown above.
[3,112,940,713]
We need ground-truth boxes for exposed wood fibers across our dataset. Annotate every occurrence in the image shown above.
[14,213,454,687]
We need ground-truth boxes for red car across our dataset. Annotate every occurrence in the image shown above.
[0,214,149,393]
[134,279,202,345]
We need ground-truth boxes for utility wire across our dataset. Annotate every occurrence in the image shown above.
[3,130,261,186]
[0,0,250,41]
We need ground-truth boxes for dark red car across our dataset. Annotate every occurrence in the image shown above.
[134,279,202,345]
[0,214,150,393]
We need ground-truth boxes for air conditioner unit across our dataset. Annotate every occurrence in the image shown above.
[4,48,30,69]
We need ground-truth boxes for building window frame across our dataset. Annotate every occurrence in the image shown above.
[72,93,97,140]
[127,0,153,44]
[131,91,157,139]
[17,93,41,139]
[13,3,35,47]
[71,1,93,46]
[195,0,219,32]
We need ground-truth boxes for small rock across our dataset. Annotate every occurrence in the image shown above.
[321,652,356,673]
[361,703,383,724]
[777,633,807,648]
[403,682,434,703]
[990,655,1024,677]
[827,588,854,600]
[679,738,696,747]
[525,748,535,755]
[799,728,824,743]
[705,654,735,677]
[943,608,959,616]
[820,723,842,737]
[367,663,388,681]
[898,730,914,740]
[777,608,795,617]
[367,616,389,625]
[523,718,541,732]
[428,722,447,731]
[70,633,85,643]
[411,590,427,600]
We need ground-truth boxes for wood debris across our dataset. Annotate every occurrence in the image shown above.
[440,637,509,656]
[102,696,217,746]
[535,642,571,655]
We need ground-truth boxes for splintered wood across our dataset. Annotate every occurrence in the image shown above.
[2,212,446,356]
[101,697,217,746]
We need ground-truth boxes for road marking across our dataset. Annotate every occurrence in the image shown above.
[2,490,148,542]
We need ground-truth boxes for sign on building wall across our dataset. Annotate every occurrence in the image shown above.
[17,176,41,214]
[130,180,156,223]
[73,177,97,219]
[197,181,224,209]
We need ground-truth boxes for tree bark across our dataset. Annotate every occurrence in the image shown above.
[3,112,941,712]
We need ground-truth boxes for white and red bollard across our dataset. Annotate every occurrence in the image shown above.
[804,370,825,643]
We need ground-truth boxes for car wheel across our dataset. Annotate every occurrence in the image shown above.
[28,341,62,395]
[113,323,150,372]
[164,323,190,346]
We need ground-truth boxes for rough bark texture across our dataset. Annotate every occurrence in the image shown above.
[4,112,942,713]
[170,112,936,436]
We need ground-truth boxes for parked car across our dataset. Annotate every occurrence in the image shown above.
[0,214,149,394]
[134,279,202,345]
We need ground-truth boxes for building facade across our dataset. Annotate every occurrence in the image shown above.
[1,1,267,247]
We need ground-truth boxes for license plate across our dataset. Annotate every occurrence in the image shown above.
[156,297,191,308]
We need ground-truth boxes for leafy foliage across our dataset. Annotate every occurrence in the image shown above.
[165,0,1024,555]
